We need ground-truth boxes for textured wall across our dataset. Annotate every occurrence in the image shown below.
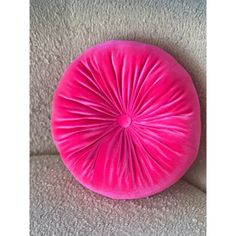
[30,0,206,190]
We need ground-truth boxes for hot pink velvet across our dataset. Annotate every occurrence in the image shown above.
[51,40,201,199]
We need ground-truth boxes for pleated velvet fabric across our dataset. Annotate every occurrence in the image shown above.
[51,40,201,199]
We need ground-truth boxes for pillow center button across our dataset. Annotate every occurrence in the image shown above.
[117,114,132,128]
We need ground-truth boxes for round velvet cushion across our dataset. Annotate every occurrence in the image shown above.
[51,40,201,199]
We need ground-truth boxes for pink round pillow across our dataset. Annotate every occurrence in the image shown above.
[51,40,201,199]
